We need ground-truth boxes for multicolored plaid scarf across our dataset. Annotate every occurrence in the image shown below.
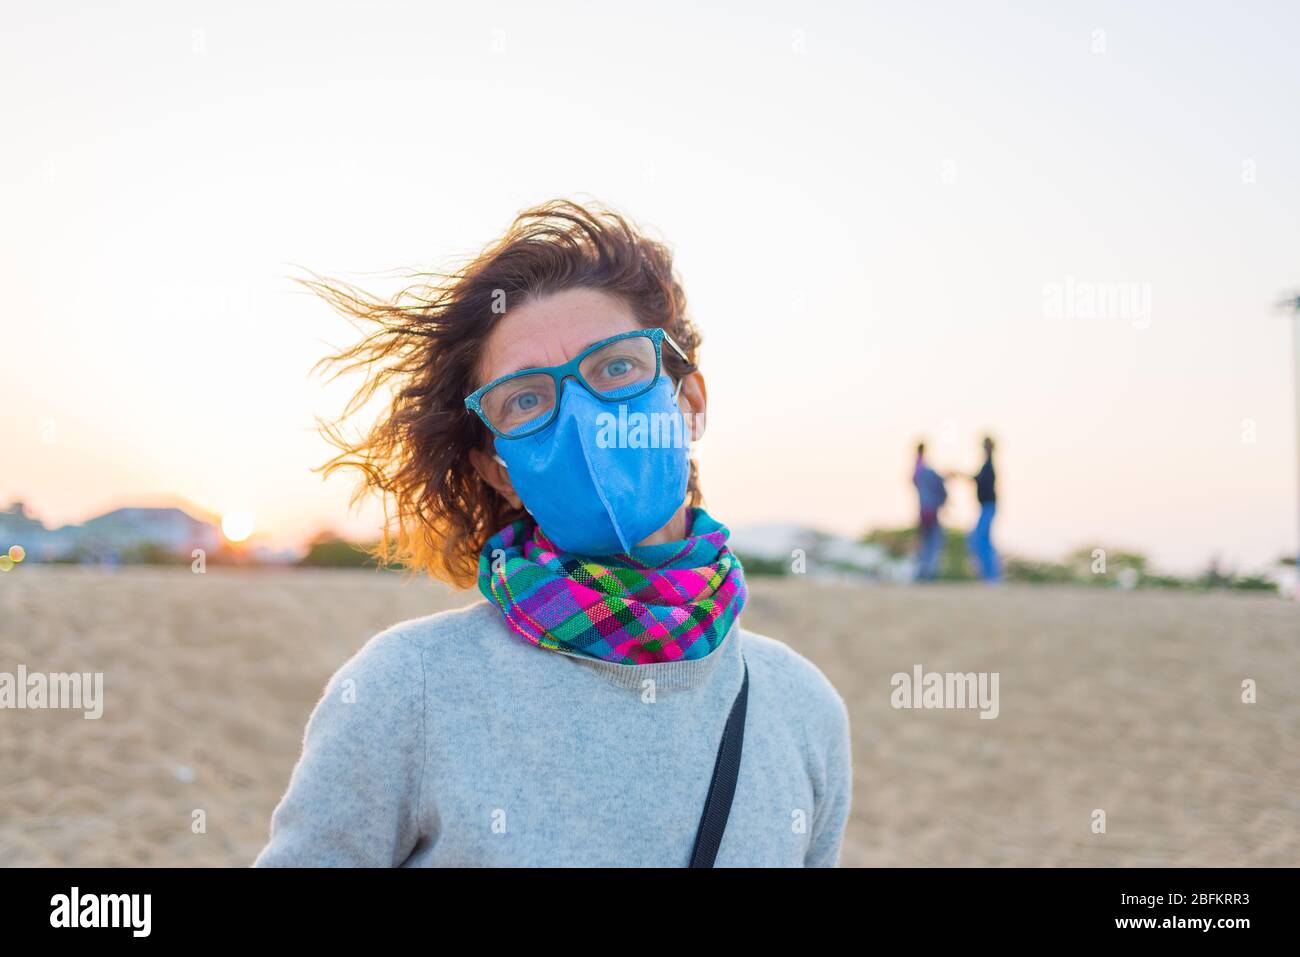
[477,506,748,664]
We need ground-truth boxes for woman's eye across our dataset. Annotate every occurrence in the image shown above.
[509,391,541,413]
[603,358,633,378]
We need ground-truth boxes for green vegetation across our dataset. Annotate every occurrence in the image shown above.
[23,524,1287,596]
[730,552,793,577]
[119,543,193,565]
[856,528,1283,594]
[297,533,384,568]
[861,528,912,560]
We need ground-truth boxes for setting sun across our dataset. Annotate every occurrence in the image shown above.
[221,512,255,543]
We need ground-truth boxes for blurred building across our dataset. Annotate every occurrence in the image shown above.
[0,501,222,563]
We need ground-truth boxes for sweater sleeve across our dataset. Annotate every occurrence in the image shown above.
[253,630,428,867]
[804,687,853,867]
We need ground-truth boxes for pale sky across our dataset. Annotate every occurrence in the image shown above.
[2,1,1298,574]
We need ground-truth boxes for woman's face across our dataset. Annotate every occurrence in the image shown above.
[470,287,707,523]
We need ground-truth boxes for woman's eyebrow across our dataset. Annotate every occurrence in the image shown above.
[500,337,610,377]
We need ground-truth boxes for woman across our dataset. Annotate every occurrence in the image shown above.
[254,199,852,867]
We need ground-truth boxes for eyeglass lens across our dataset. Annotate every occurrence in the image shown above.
[481,334,659,435]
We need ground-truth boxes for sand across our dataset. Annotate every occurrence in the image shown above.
[1,566,1295,866]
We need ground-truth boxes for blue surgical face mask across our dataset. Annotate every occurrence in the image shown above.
[493,375,691,555]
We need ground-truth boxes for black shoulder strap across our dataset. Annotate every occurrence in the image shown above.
[689,657,749,867]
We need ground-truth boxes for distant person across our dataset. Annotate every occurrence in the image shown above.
[912,443,947,581]
[953,436,1001,582]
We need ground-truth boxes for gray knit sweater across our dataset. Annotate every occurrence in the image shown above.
[254,599,852,867]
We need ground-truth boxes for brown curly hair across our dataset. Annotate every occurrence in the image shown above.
[305,199,705,588]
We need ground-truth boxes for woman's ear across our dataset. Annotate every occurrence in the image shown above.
[469,446,523,509]
[676,370,708,441]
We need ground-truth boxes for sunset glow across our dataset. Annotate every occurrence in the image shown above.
[221,513,255,544]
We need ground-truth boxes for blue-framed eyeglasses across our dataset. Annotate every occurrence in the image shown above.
[464,327,692,439]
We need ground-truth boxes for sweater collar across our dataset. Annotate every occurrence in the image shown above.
[556,617,743,691]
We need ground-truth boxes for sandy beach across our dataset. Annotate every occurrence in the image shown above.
[1,566,1295,866]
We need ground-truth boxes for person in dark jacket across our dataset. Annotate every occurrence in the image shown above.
[960,436,1001,581]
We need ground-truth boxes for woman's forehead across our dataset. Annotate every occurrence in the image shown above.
[478,288,642,382]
